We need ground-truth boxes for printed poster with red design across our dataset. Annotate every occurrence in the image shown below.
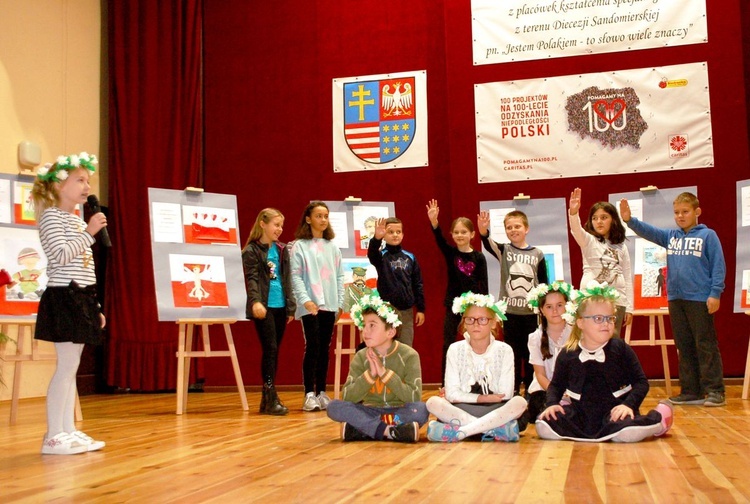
[475,62,713,184]
[734,180,750,313]
[148,188,246,321]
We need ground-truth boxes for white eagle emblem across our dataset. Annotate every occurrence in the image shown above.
[381,82,413,118]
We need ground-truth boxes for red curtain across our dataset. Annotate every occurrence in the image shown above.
[106,0,203,390]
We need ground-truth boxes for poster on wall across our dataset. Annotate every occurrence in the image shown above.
[322,200,396,260]
[610,186,696,310]
[479,198,572,304]
[734,180,750,313]
[332,70,429,173]
[148,188,246,321]
[475,62,713,184]
[471,0,708,66]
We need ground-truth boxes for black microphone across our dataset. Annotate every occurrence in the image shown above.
[87,195,112,247]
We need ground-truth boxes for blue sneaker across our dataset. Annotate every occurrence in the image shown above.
[427,420,465,443]
[481,420,520,442]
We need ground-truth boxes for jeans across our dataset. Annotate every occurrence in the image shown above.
[668,299,725,396]
[252,307,287,383]
[300,311,336,395]
[327,400,429,439]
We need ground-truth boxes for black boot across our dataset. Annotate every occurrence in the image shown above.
[261,380,288,416]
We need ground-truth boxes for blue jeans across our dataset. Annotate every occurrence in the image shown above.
[327,400,429,439]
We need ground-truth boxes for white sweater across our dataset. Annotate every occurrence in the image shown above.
[444,337,515,403]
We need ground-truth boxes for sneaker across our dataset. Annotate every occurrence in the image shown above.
[341,422,371,442]
[302,392,320,412]
[668,394,705,406]
[41,432,88,455]
[481,420,520,442]
[654,400,674,437]
[704,392,726,407]
[389,421,419,443]
[427,420,465,443]
[70,430,106,451]
[317,391,332,410]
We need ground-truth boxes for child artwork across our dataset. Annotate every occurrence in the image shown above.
[169,254,229,308]
[742,270,750,309]
[352,206,389,256]
[13,180,36,226]
[182,205,238,245]
[633,237,668,309]
[538,244,564,282]
[0,227,48,315]
[341,258,378,317]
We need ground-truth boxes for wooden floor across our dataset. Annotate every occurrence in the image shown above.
[1,386,749,503]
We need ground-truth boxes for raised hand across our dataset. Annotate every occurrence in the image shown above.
[374,217,387,240]
[477,210,490,235]
[569,188,582,215]
[619,199,631,222]
[426,199,439,227]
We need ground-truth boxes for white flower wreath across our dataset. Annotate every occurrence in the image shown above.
[350,291,402,329]
[451,291,507,321]
[526,281,578,324]
[37,152,98,183]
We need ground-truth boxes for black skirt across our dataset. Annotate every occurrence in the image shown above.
[35,281,103,345]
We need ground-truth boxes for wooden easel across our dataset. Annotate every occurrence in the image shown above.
[624,309,675,396]
[333,319,359,400]
[175,318,248,414]
[0,316,82,424]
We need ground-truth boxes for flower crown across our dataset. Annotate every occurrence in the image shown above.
[452,291,508,321]
[573,280,620,304]
[526,281,578,324]
[350,291,402,329]
[36,152,98,183]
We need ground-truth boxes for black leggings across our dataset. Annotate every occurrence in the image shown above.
[252,307,288,383]
[300,311,336,394]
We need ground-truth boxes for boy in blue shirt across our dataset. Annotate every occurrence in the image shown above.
[367,217,425,347]
[620,193,726,406]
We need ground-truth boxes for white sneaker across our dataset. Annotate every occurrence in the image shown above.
[41,432,88,455]
[302,392,320,412]
[71,430,106,452]
[317,392,331,410]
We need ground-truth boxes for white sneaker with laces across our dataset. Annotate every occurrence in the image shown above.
[302,392,320,412]
[317,392,331,410]
[71,430,106,451]
[41,432,88,455]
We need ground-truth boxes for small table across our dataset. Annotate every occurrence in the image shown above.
[623,308,675,396]
[175,318,248,414]
[333,319,359,400]
[0,316,82,424]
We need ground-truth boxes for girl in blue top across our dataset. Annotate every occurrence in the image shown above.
[242,208,296,415]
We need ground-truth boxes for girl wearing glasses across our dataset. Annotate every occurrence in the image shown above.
[425,292,528,442]
[535,282,673,442]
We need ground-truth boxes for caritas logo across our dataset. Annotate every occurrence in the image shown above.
[669,134,689,158]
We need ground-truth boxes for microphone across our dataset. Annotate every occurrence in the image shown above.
[86,195,112,247]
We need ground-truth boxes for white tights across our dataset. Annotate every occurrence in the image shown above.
[46,342,84,437]
[426,395,527,437]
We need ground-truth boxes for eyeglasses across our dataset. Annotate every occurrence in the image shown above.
[582,315,617,325]
[464,317,490,326]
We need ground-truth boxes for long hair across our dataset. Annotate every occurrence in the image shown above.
[583,201,627,245]
[450,217,474,233]
[245,208,284,246]
[31,171,61,222]
[566,295,616,350]
[537,290,570,360]
[294,201,335,240]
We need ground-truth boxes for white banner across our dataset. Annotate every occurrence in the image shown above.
[333,70,428,173]
[471,0,708,65]
[475,62,713,184]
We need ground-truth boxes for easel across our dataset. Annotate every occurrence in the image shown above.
[0,316,82,424]
[623,308,675,396]
[175,318,248,414]
[333,319,359,400]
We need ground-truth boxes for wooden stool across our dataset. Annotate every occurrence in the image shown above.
[624,309,675,396]
[743,311,750,400]
[175,318,248,414]
[0,316,82,424]
[333,319,359,400]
